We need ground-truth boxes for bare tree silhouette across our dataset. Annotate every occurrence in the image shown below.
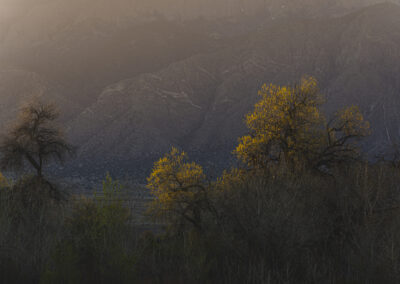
[0,101,75,178]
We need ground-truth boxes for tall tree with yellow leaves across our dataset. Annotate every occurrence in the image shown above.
[235,77,370,171]
[147,147,209,230]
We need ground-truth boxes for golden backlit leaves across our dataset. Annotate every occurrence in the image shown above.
[147,147,207,225]
[235,77,370,170]
[147,76,371,224]
[0,172,9,188]
[333,105,370,137]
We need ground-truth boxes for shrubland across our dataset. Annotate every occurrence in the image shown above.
[2,79,400,283]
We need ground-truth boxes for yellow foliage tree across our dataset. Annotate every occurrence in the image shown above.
[317,105,370,169]
[147,147,208,230]
[0,172,9,188]
[236,77,370,171]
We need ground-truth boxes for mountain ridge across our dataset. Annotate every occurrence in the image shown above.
[62,3,400,179]
[1,3,400,179]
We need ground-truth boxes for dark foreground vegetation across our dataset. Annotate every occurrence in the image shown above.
[2,78,400,283]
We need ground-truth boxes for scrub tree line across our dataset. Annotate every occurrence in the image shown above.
[2,78,400,283]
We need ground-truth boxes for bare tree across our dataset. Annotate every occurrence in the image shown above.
[0,101,75,178]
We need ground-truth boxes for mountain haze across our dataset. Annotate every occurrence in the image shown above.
[1,1,400,179]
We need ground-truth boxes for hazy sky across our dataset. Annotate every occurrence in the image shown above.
[0,0,397,30]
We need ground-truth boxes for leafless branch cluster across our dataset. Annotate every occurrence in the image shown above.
[0,101,75,177]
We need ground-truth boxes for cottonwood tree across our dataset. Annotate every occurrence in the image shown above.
[316,105,370,169]
[0,101,75,178]
[147,147,210,231]
[235,77,370,171]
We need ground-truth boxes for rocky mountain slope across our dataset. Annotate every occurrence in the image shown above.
[1,2,400,179]
[0,19,220,127]
[65,3,400,177]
